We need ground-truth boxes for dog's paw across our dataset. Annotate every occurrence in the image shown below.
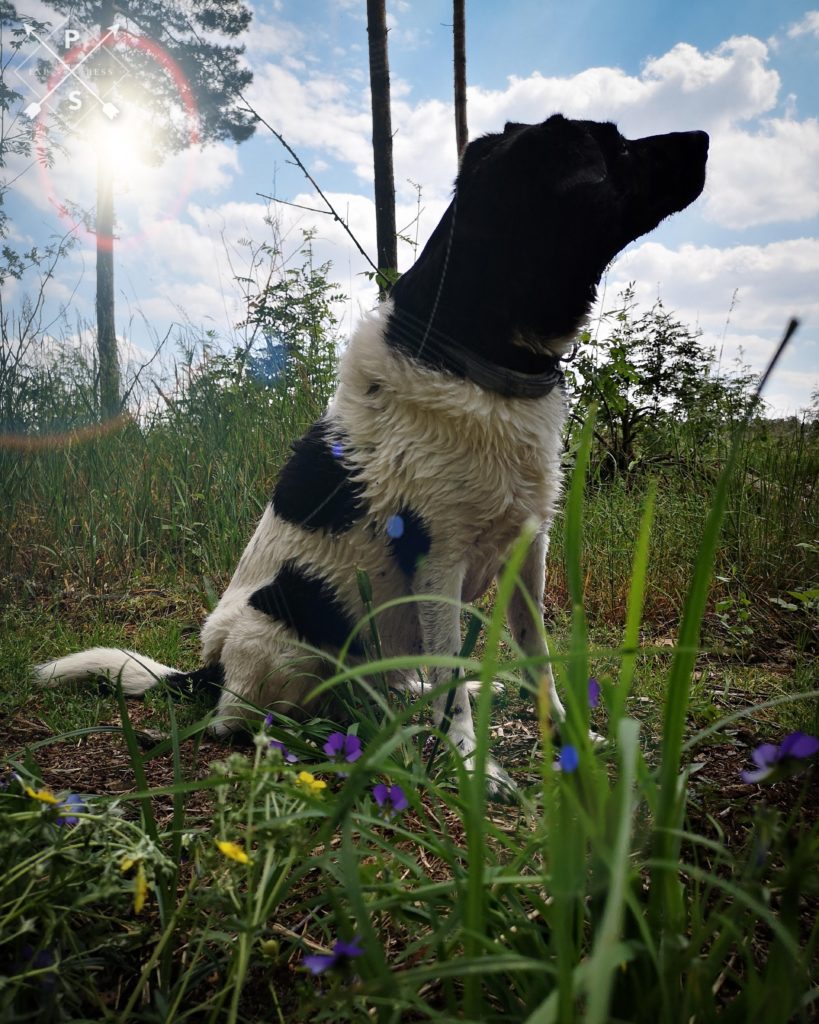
[589,728,606,746]
[485,758,518,803]
[464,679,505,697]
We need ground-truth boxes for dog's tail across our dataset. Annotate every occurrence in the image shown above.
[33,648,224,700]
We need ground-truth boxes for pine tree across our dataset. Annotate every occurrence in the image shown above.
[9,0,255,419]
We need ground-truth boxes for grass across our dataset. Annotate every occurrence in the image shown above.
[1,355,818,1021]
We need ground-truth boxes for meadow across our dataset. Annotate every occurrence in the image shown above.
[1,314,817,1022]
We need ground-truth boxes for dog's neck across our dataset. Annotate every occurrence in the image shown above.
[383,198,590,398]
[385,301,566,399]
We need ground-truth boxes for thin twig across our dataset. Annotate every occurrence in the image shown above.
[238,93,380,278]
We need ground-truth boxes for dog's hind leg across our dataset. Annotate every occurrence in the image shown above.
[210,634,325,737]
[414,562,515,801]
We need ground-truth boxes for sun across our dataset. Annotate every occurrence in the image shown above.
[85,104,153,189]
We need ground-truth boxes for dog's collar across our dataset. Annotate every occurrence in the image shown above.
[386,306,565,399]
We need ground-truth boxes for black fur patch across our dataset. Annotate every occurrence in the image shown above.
[387,508,431,577]
[272,420,365,533]
[165,662,225,703]
[249,563,364,654]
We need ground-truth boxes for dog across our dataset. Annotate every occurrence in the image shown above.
[35,114,708,797]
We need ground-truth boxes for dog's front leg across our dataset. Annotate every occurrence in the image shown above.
[415,562,514,800]
[507,528,566,725]
[507,528,603,744]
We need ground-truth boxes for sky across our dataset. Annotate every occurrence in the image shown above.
[5,0,819,416]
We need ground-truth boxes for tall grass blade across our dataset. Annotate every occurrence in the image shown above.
[650,319,798,937]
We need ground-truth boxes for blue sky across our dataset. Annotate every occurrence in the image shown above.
[6,1,819,415]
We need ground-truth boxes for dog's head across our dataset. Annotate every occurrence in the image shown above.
[387,114,708,381]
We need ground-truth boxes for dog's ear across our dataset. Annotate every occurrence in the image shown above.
[457,130,504,181]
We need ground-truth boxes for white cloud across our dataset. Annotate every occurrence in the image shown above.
[787,11,819,39]
[703,117,819,227]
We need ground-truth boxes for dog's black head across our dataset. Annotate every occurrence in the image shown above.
[387,114,708,391]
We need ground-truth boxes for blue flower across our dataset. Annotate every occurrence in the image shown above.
[741,731,819,784]
[588,677,601,708]
[553,745,579,773]
[372,783,408,817]
[386,514,404,539]
[324,731,362,763]
[303,936,364,974]
[56,793,85,826]
[269,739,298,763]
[331,441,344,458]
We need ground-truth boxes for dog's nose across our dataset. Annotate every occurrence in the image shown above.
[686,130,709,157]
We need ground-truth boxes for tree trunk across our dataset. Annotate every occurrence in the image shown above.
[95,0,119,420]
[96,143,119,420]
[453,0,468,159]
[366,0,397,297]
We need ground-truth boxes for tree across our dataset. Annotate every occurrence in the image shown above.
[366,0,397,296]
[567,288,760,477]
[453,0,468,159]
[240,228,346,407]
[9,0,255,419]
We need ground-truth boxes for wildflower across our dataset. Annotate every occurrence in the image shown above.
[56,793,85,826]
[331,441,344,458]
[215,839,252,864]
[296,771,327,795]
[386,514,404,539]
[588,677,601,708]
[740,731,819,784]
[264,713,274,727]
[372,782,408,818]
[324,731,362,763]
[554,744,579,773]
[269,739,298,763]
[303,936,364,975]
[134,863,148,914]
[23,784,59,805]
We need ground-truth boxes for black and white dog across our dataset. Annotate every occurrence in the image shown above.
[36,115,708,796]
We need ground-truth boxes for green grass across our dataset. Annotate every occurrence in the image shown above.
[1,361,818,1022]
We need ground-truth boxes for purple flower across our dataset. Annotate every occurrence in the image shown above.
[553,744,579,773]
[269,739,298,763]
[588,677,601,708]
[303,936,364,975]
[264,713,274,727]
[56,793,85,826]
[331,441,344,459]
[372,783,408,817]
[324,731,362,763]
[741,731,819,784]
[386,514,404,539]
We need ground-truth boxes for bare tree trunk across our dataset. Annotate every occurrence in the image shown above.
[96,143,118,420]
[366,0,397,297]
[453,0,468,159]
[95,0,119,419]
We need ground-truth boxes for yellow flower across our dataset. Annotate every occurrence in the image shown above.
[215,839,251,864]
[24,785,58,805]
[120,856,136,873]
[296,771,327,795]
[134,863,148,915]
